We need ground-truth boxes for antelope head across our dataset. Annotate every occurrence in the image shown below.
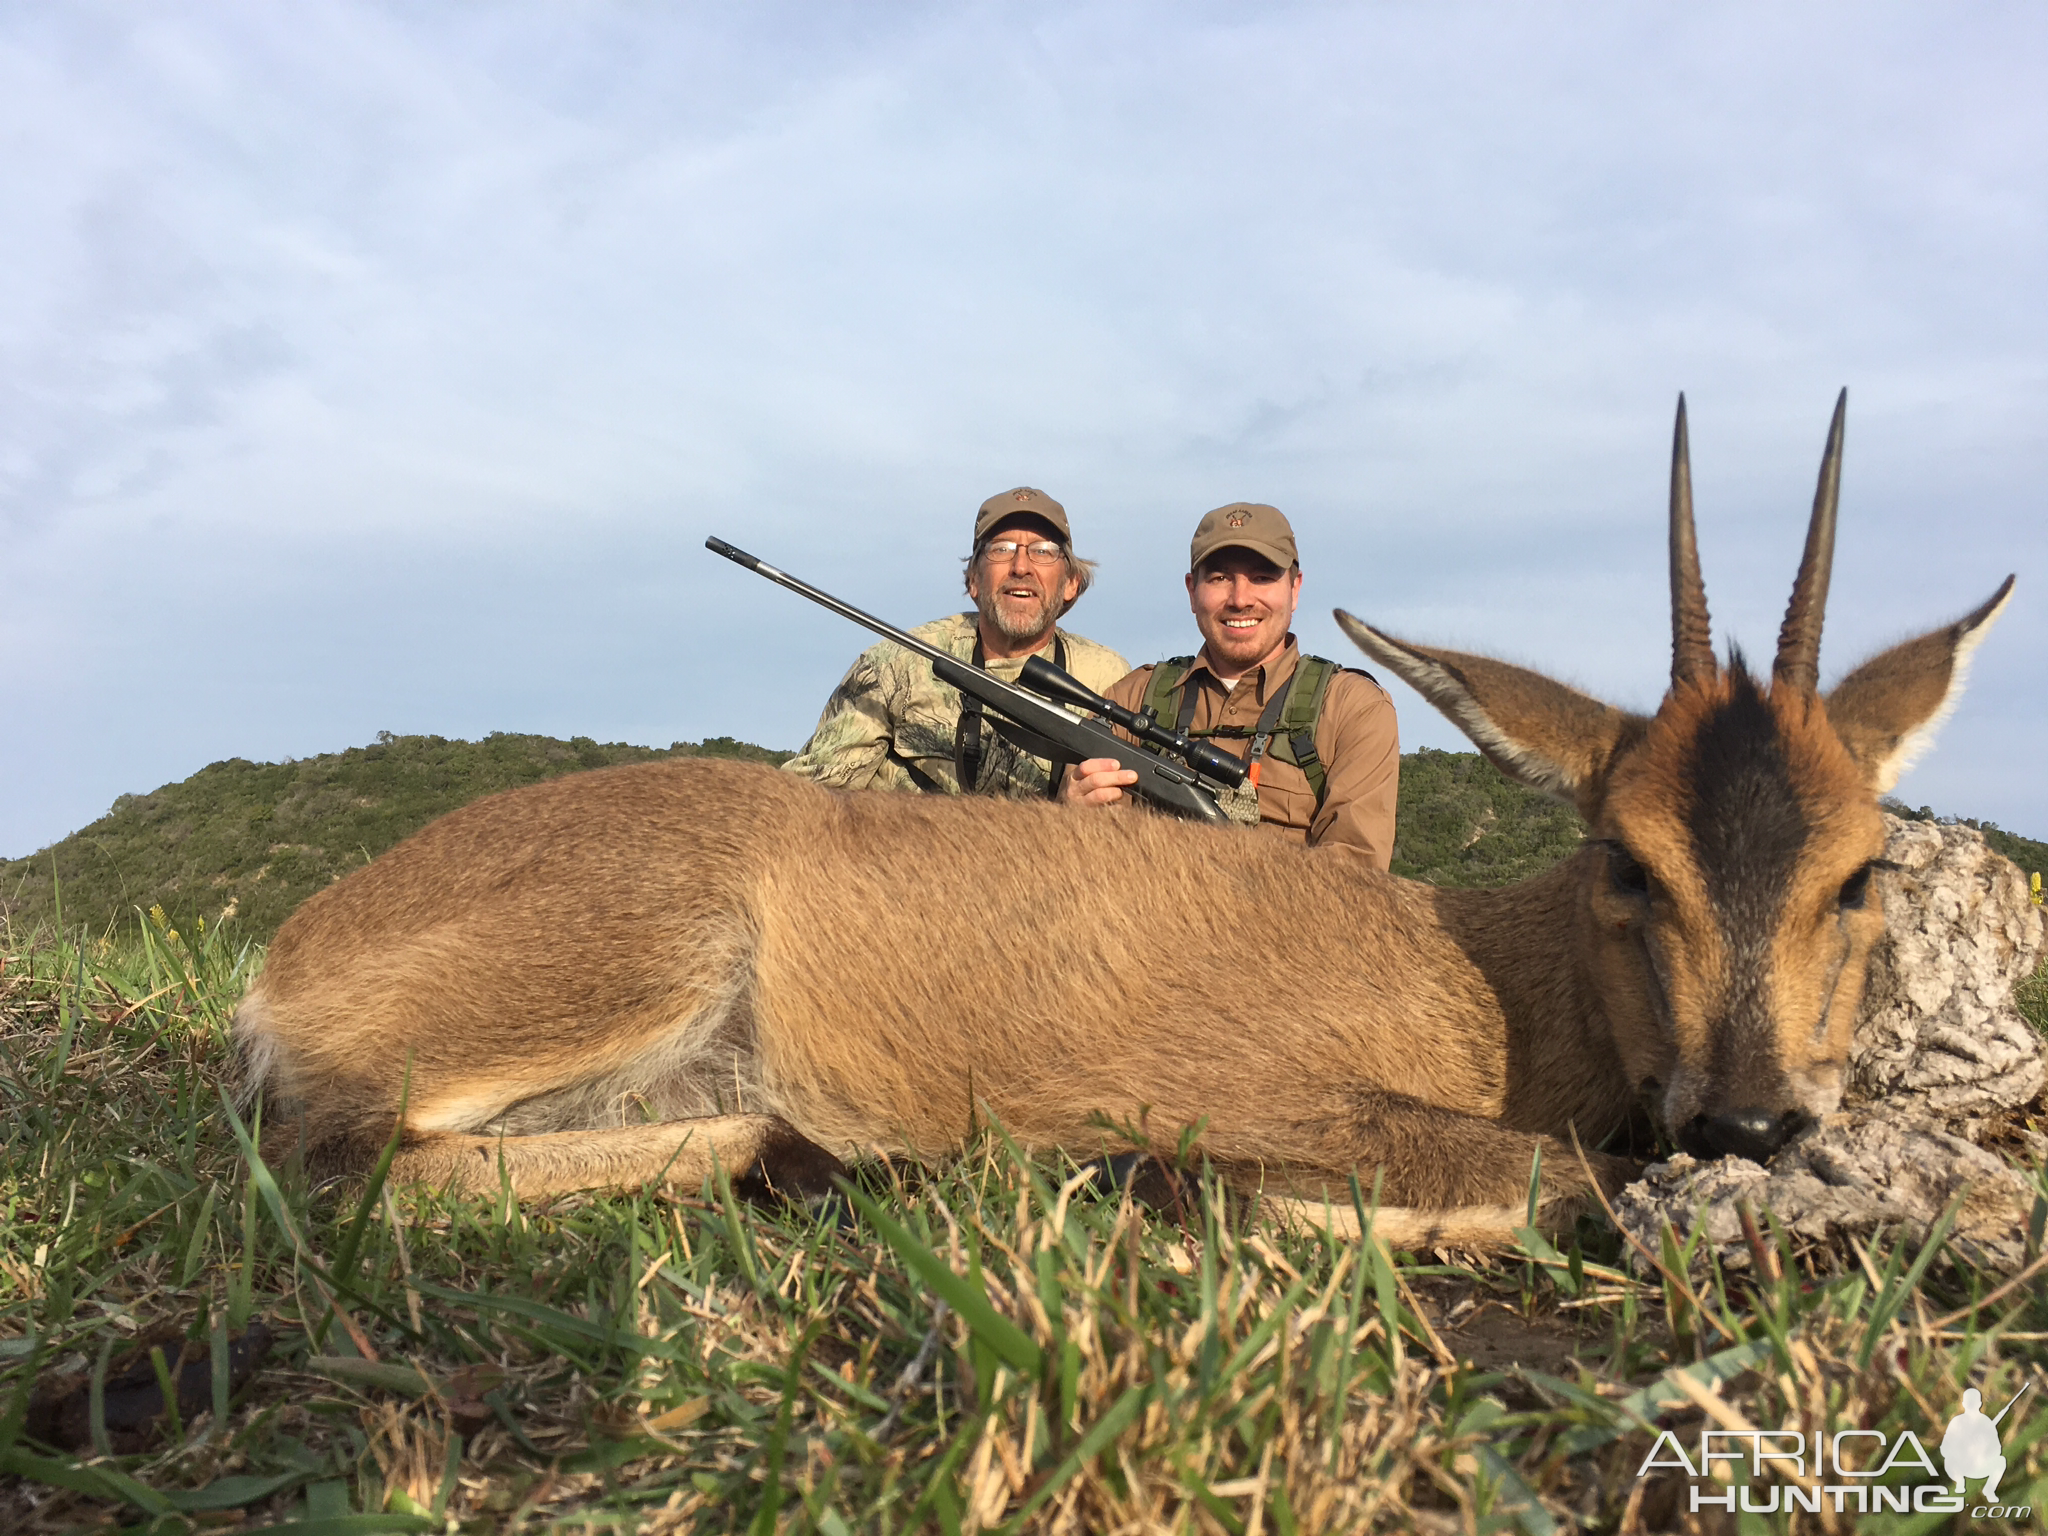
[1338,394,2015,1163]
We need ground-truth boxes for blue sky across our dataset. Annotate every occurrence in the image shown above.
[3,2,2044,858]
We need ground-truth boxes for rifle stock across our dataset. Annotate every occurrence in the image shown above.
[707,537,1235,825]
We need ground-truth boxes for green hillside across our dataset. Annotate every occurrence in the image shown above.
[6,732,2040,950]
[1384,746,1586,886]
[0,732,788,945]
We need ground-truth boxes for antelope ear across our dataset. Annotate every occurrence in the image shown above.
[1824,576,2014,793]
[1335,610,1643,810]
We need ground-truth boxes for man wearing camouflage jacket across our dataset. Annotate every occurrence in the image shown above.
[782,488,1129,798]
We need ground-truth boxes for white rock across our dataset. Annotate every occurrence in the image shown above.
[1850,815,2046,1120]
[1615,1114,2037,1273]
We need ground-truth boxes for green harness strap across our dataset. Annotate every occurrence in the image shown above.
[1270,655,1336,808]
[1138,656,1197,749]
[1139,655,1340,812]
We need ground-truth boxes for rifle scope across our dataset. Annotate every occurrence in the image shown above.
[1017,656,1248,789]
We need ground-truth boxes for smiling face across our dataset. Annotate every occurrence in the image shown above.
[965,516,1080,656]
[1186,548,1303,680]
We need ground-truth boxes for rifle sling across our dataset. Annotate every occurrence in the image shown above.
[1173,671,1292,777]
[955,632,1067,796]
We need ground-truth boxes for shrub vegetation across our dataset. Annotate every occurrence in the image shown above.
[0,734,789,945]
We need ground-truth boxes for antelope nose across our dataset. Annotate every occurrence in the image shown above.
[1678,1109,1811,1163]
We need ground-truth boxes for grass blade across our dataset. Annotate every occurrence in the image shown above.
[998,1384,1146,1534]
[844,1183,1043,1377]
[0,1444,176,1516]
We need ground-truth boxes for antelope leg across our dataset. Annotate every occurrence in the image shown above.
[1213,1088,1637,1212]
[386,1115,847,1201]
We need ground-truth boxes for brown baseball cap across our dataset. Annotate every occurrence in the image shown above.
[1190,502,1297,572]
[974,487,1071,545]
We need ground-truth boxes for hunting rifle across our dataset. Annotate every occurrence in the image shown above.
[706,536,1243,825]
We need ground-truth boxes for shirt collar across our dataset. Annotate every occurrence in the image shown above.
[1183,634,1301,704]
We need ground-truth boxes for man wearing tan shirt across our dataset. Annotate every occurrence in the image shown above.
[1061,502,1400,866]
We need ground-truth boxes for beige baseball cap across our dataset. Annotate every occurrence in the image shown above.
[975,487,1071,545]
[1190,502,1297,572]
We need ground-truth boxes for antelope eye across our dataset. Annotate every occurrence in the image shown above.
[1608,845,1650,897]
[1838,862,1874,910]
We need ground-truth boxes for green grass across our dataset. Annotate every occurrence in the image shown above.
[3,915,2046,1531]
[2019,964,2048,1041]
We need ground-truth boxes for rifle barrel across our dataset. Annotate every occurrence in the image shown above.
[1989,1379,2031,1428]
[705,538,977,682]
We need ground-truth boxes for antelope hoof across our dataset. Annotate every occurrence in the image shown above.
[1078,1153,1197,1224]
[731,1125,850,1210]
[1543,1148,1642,1214]
[1587,1149,1645,1197]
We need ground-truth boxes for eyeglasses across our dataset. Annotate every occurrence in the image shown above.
[980,540,1067,567]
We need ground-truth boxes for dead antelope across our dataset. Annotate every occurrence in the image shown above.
[236,394,2012,1247]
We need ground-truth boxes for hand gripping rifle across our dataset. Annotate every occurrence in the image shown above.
[706,537,1245,825]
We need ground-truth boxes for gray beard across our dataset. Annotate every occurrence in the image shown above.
[977,587,1059,644]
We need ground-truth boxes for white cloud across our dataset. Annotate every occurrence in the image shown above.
[2,0,2044,856]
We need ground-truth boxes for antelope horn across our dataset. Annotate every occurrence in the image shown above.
[1669,394,1714,687]
[1773,388,1846,694]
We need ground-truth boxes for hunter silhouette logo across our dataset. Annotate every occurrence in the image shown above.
[1639,1376,2036,1518]
[1943,1382,2028,1504]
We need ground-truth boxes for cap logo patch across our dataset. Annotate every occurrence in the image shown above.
[1226,510,1249,528]
[1013,490,1034,502]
